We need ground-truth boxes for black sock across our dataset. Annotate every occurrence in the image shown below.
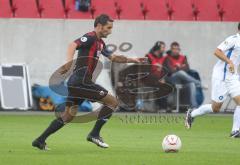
[89,106,113,137]
[37,118,65,142]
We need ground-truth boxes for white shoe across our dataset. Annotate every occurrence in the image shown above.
[87,135,109,148]
[185,109,194,129]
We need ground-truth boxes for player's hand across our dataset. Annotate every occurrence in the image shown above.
[228,61,235,73]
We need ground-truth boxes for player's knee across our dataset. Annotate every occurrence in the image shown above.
[177,70,185,74]
[233,96,240,105]
[212,104,221,113]
[177,70,187,76]
[62,115,74,123]
[62,106,78,123]
[110,98,119,110]
[102,94,119,110]
[212,108,220,113]
[62,111,75,123]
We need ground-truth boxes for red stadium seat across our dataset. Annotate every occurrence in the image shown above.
[38,0,92,19]
[90,0,115,19]
[169,0,193,21]
[141,0,167,20]
[36,0,64,18]
[0,0,239,21]
[64,0,92,19]
[222,0,240,21]
[112,0,142,20]
[13,0,39,18]
[0,0,12,18]
[194,0,218,21]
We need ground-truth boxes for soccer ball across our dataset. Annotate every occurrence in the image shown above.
[162,134,182,152]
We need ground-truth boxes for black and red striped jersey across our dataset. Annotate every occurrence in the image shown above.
[73,31,112,80]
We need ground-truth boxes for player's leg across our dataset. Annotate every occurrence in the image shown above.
[87,93,118,148]
[229,79,240,137]
[185,77,227,129]
[32,98,83,150]
[185,101,223,129]
[230,95,240,137]
[191,101,223,117]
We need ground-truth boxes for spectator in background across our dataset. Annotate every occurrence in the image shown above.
[164,42,202,108]
[145,41,168,110]
[75,0,91,12]
[146,41,166,79]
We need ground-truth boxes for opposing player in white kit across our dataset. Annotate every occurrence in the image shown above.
[185,23,240,138]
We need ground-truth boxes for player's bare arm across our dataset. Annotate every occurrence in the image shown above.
[214,48,234,73]
[108,54,145,63]
[59,42,78,74]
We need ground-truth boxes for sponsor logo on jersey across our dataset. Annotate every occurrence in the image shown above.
[80,37,87,42]
[99,90,105,96]
[219,96,224,100]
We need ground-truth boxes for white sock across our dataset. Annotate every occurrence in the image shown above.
[232,106,240,132]
[191,104,213,118]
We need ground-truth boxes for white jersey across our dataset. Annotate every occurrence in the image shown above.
[212,33,240,80]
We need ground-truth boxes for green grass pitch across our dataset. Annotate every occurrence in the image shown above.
[0,113,239,165]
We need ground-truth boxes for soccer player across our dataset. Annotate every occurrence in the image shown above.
[32,14,142,150]
[185,22,240,138]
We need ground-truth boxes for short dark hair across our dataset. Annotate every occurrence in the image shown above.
[171,41,180,48]
[94,14,114,27]
[238,22,240,30]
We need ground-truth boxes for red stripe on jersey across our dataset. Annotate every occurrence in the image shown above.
[87,41,97,76]
[87,31,96,37]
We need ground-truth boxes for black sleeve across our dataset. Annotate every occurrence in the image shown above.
[101,42,113,57]
[74,34,96,49]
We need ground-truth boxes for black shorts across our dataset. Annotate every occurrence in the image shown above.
[66,74,108,106]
